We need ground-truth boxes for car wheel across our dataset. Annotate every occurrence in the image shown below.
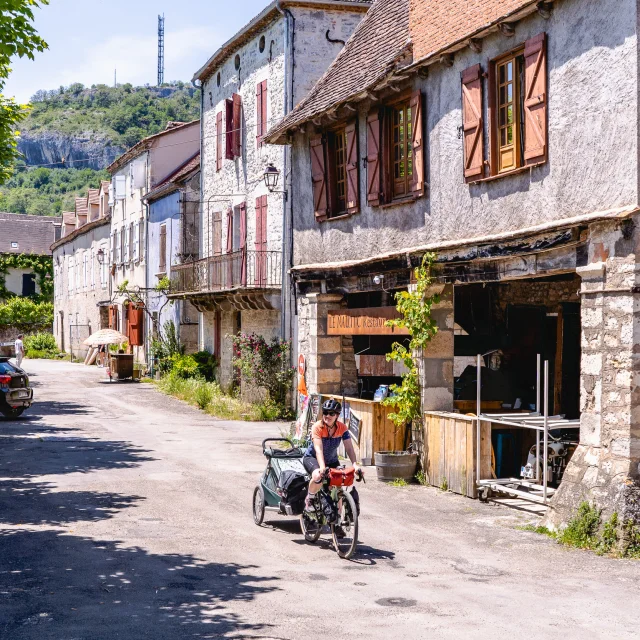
[2,407,25,419]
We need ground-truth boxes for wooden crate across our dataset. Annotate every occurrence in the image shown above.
[325,395,406,465]
[420,412,492,498]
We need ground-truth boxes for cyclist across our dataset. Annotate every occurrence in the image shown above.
[303,398,362,513]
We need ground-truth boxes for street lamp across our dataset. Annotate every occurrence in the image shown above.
[97,248,105,264]
[263,163,281,192]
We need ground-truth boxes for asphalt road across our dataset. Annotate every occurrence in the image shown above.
[1,359,638,639]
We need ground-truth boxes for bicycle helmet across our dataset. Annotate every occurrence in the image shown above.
[322,398,342,414]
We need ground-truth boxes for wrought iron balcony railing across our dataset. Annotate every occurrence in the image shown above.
[170,250,282,295]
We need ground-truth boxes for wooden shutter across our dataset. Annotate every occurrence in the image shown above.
[239,202,247,286]
[159,224,167,272]
[225,99,234,160]
[310,134,328,221]
[345,121,360,214]
[256,81,267,146]
[255,196,267,286]
[366,109,382,205]
[232,93,242,158]
[524,33,548,165]
[410,90,425,197]
[123,303,130,342]
[129,306,144,347]
[461,64,484,180]
[216,111,223,171]
[226,208,233,287]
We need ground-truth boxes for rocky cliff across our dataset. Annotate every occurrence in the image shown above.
[17,131,124,171]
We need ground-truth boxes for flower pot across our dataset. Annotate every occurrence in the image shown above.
[375,451,418,482]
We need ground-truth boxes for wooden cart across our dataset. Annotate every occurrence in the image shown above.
[109,354,134,381]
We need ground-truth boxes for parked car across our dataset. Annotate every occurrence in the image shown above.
[0,357,33,418]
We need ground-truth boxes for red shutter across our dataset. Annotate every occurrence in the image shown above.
[524,33,548,166]
[410,90,425,197]
[232,93,242,158]
[366,109,382,205]
[226,207,233,288]
[310,134,328,221]
[225,99,234,160]
[255,196,267,286]
[123,303,130,343]
[239,202,247,286]
[256,81,268,147]
[128,306,143,347]
[461,64,484,181]
[216,111,223,172]
[345,121,360,214]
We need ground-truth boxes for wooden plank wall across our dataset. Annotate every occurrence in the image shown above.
[422,412,492,498]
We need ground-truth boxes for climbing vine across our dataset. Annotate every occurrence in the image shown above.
[383,253,440,428]
[0,253,54,301]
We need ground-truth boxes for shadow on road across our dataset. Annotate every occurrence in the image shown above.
[0,529,279,639]
[0,479,144,526]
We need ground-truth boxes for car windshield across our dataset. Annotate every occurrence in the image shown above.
[0,361,17,374]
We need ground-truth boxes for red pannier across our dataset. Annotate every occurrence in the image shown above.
[329,468,355,487]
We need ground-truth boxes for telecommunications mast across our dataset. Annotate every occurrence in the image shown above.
[157,14,165,86]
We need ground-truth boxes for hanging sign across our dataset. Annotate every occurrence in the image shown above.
[327,307,410,336]
[348,411,361,444]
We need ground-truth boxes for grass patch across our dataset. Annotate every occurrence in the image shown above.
[155,373,270,421]
[389,478,409,487]
[519,501,640,559]
[439,477,449,492]
[415,470,428,486]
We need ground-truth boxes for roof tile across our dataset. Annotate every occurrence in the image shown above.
[0,213,62,255]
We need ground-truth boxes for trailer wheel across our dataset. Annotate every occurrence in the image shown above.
[252,486,265,526]
[478,487,492,503]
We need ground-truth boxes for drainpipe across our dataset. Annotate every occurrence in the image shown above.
[276,1,295,341]
[193,77,204,350]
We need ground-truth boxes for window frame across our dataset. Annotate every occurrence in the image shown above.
[159,223,167,273]
[326,125,348,218]
[387,96,414,200]
[492,46,526,175]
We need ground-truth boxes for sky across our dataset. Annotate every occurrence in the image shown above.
[4,0,270,102]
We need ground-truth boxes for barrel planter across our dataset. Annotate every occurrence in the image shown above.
[375,451,418,482]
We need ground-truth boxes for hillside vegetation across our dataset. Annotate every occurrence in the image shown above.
[1,82,200,216]
[26,82,200,148]
[0,166,109,216]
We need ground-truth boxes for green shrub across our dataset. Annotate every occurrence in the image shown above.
[150,320,184,373]
[597,512,619,555]
[170,354,199,379]
[194,382,213,410]
[257,399,281,422]
[557,502,601,549]
[24,332,58,358]
[192,350,218,381]
[0,298,53,330]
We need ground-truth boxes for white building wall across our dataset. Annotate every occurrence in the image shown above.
[4,268,40,297]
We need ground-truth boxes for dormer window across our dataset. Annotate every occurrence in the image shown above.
[11,242,18,249]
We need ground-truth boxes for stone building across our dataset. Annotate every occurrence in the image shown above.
[106,121,200,363]
[170,0,371,391]
[267,0,640,529]
[145,153,200,356]
[51,189,111,358]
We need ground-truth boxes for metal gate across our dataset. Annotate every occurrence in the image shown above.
[69,324,91,363]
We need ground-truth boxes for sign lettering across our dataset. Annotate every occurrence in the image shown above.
[327,307,410,336]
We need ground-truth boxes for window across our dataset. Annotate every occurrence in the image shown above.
[100,245,108,289]
[212,211,222,255]
[116,229,121,264]
[461,32,548,181]
[159,224,167,273]
[365,91,424,207]
[110,233,116,265]
[225,94,242,159]
[22,273,36,297]
[68,259,74,293]
[256,81,268,147]
[310,121,360,221]
[129,223,134,262]
[91,250,95,289]
[259,35,266,53]
[133,222,140,261]
[124,225,130,265]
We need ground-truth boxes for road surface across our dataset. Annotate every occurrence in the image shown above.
[1,359,638,639]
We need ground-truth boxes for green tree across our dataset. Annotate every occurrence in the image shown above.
[0,0,49,183]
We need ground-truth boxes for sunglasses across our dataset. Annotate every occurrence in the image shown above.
[324,411,338,417]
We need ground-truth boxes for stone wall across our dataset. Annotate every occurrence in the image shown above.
[290,0,638,267]
[493,276,580,315]
[545,216,640,533]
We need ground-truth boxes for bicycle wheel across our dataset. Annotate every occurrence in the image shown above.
[332,491,358,559]
[252,486,265,526]
[300,511,321,543]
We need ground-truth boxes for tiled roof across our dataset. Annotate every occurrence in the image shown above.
[193,0,372,83]
[107,120,200,174]
[0,213,62,256]
[410,0,539,63]
[62,212,75,225]
[88,189,100,205]
[100,180,111,194]
[75,197,88,216]
[145,152,200,203]
[266,0,409,142]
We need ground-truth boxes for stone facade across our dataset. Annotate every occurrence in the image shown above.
[545,219,640,532]
[195,3,368,391]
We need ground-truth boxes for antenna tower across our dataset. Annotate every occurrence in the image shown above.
[157,14,165,86]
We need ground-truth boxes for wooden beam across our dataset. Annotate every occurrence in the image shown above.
[498,22,516,37]
[469,38,483,53]
[536,1,553,19]
[439,53,455,67]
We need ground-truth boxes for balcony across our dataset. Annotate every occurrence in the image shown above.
[169,250,282,312]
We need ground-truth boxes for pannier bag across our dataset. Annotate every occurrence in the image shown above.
[329,468,355,487]
[319,491,339,524]
[277,470,308,514]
